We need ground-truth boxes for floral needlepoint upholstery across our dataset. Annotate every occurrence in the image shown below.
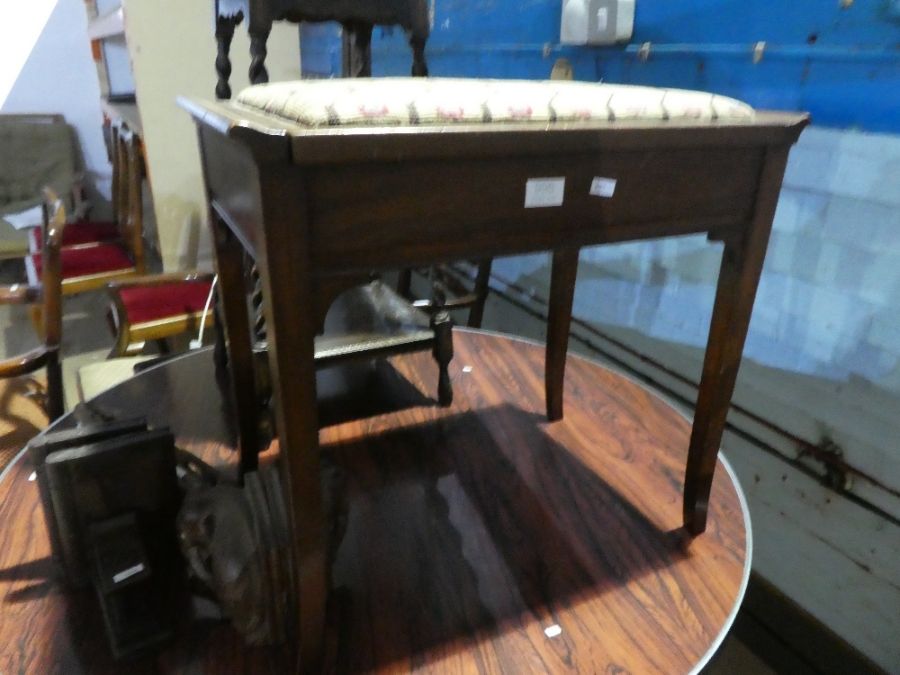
[236,77,754,128]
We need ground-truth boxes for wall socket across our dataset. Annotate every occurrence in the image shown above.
[560,0,635,46]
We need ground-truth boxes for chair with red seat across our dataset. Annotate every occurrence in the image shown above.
[106,273,215,357]
[25,126,146,295]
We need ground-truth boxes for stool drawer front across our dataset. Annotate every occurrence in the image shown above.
[306,146,764,269]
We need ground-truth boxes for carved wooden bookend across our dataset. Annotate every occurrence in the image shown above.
[28,418,150,572]
[31,423,180,658]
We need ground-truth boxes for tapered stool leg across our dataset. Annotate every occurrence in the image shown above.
[545,247,580,421]
[684,146,789,535]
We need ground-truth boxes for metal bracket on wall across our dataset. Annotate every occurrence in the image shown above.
[637,41,651,62]
[752,41,766,64]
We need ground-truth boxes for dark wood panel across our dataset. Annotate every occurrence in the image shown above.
[0,331,747,673]
[306,148,762,270]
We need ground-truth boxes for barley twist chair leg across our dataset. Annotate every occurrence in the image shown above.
[432,310,453,407]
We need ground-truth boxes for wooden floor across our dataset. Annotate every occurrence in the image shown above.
[0,330,748,674]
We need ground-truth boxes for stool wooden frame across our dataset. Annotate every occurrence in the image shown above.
[183,95,807,671]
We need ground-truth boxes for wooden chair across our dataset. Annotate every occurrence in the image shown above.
[26,121,126,252]
[0,114,95,259]
[211,3,490,329]
[105,272,215,357]
[213,0,429,97]
[24,125,145,296]
[0,195,65,421]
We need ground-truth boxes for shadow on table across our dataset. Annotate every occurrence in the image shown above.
[323,403,691,673]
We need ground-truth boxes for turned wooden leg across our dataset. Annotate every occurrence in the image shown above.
[432,309,453,406]
[545,247,580,421]
[341,22,373,78]
[45,352,63,421]
[214,13,240,99]
[683,146,789,535]
[248,24,271,85]
[466,259,493,328]
[396,268,413,299]
[209,209,260,478]
[410,34,428,76]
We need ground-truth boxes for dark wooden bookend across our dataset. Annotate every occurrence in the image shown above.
[30,423,181,658]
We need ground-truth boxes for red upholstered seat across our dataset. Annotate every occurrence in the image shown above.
[29,220,119,250]
[31,243,134,279]
[119,280,213,324]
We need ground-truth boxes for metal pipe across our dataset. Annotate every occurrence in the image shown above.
[358,42,898,63]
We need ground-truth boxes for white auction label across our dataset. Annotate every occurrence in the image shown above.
[596,7,608,31]
[590,177,617,198]
[112,563,146,584]
[524,177,566,208]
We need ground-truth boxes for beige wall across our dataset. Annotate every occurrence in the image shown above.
[124,1,301,269]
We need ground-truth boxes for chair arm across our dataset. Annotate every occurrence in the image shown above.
[0,345,54,378]
[0,284,42,305]
[106,272,215,292]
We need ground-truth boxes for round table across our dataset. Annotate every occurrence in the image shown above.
[0,329,749,674]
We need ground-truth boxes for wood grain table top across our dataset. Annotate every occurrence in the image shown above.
[0,329,749,674]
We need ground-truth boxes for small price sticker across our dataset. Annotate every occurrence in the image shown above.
[524,177,566,208]
[589,177,617,198]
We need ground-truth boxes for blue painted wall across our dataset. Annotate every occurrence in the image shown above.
[302,0,900,132]
[299,0,900,393]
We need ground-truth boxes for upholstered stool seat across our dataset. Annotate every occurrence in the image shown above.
[235,77,755,127]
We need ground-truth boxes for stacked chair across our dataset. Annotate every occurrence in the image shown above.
[24,122,146,296]
[93,125,214,358]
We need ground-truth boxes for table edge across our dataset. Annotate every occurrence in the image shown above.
[4,330,752,670]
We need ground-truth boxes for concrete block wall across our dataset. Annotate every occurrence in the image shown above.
[494,126,900,395]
